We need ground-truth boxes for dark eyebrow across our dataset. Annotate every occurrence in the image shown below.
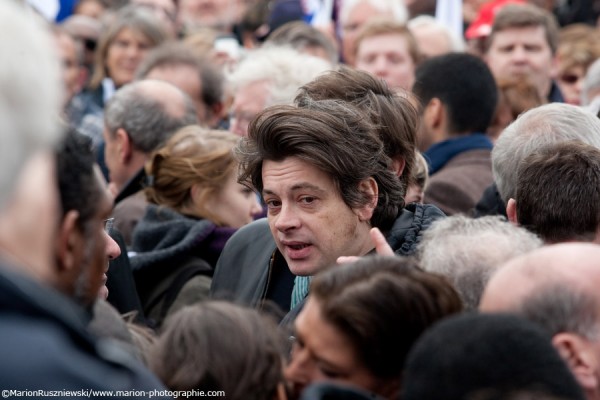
[263,182,328,197]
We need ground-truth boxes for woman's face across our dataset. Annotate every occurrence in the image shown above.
[205,171,263,228]
[105,27,153,87]
[285,297,395,399]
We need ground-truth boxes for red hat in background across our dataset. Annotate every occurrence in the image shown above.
[465,0,526,39]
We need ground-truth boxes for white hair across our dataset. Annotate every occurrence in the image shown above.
[228,46,332,107]
[339,0,408,26]
[492,103,600,203]
[407,15,465,53]
[0,1,62,208]
[418,215,542,310]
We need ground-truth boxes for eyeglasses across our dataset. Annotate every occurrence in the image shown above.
[104,218,115,234]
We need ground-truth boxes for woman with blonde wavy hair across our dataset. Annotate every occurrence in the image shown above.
[129,126,262,328]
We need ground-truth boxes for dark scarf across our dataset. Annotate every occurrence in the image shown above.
[425,133,493,175]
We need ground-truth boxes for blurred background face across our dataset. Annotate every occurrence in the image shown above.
[178,0,239,32]
[205,170,262,228]
[485,25,554,99]
[341,1,390,65]
[556,64,585,105]
[55,33,82,107]
[229,80,270,137]
[145,65,209,123]
[106,28,153,87]
[355,33,415,91]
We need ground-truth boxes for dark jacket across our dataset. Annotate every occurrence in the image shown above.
[0,262,167,394]
[130,204,234,328]
[105,229,145,324]
[473,182,507,218]
[210,203,445,311]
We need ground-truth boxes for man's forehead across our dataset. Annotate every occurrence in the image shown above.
[491,25,548,43]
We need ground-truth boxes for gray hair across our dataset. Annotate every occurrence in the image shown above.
[0,1,62,208]
[227,46,332,108]
[520,284,600,340]
[418,215,542,310]
[340,0,408,27]
[407,15,465,53]
[492,103,600,203]
[104,80,198,153]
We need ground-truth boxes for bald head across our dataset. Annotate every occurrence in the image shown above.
[104,79,198,154]
[136,79,192,120]
[481,243,600,338]
[481,243,600,399]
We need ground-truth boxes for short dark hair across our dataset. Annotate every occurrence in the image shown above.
[311,255,462,380]
[402,313,586,400]
[412,53,498,134]
[295,66,418,194]
[237,100,404,231]
[486,3,559,54]
[56,128,101,234]
[135,42,225,110]
[516,141,600,243]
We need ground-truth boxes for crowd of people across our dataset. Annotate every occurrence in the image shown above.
[4,0,600,399]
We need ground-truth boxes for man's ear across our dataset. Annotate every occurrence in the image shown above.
[392,157,406,178]
[424,97,444,130]
[356,177,378,222]
[115,128,133,164]
[553,332,599,392]
[506,198,518,225]
[54,210,85,294]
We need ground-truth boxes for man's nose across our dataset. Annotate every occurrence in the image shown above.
[105,231,121,260]
[274,203,301,232]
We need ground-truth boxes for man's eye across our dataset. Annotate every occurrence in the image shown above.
[265,199,281,208]
[300,197,315,204]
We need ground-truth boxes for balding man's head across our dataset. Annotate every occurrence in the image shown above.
[480,243,600,399]
[482,243,600,319]
[104,79,198,154]
[103,80,198,191]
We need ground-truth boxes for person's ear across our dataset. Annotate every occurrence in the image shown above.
[424,97,444,130]
[54,210,85,294]
[392,157,406,178]
[115,128,133,164]
[553,332,600,392]
[355,177,378,222]
[506,198,518,225]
